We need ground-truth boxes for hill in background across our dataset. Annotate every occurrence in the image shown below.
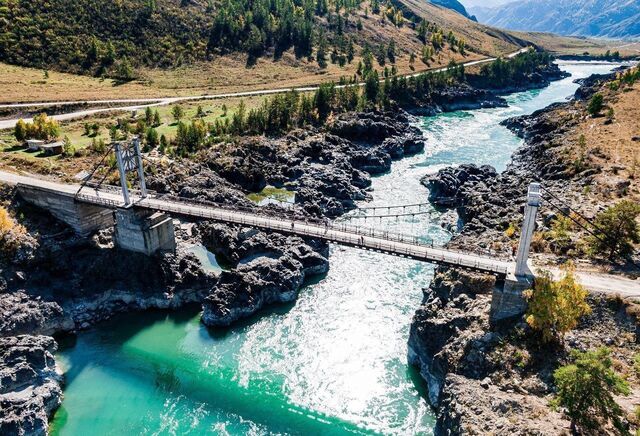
[470,0,640,39]
[0,0,523,80]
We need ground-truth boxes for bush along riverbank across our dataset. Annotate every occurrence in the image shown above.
[0,51,568,434]
[410,66,640,434]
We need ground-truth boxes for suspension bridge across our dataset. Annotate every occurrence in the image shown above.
[0,169,513,275]
[0,135,555,280]
[3,137,639,321]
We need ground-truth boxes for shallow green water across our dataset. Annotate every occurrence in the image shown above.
[247,186,296,207]
[51,62,619,435]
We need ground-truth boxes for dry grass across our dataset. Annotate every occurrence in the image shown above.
[0,95,267,178]
[516,32,640,58]
[574,79,640,202]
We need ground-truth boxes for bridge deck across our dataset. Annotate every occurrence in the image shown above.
[0,170,511,276]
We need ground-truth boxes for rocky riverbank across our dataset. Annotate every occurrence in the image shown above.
[409,68,640,434]
[0,335,63,436]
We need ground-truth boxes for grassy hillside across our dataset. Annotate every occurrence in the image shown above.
[0,0,523,78]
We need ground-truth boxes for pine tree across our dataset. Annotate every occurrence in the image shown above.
[346,39,355,63]
[172,105,185,122]
[145,107,153,125]
[552,348,630,434]
[153,110,161,127]
[316,42,327,69]
[145,127,159,148]
[588,200,640,259]
[364,70,379,103]
[387,40,396,64]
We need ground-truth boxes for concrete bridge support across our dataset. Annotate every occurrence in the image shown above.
[17,185,114,236]
[113,208,176,256]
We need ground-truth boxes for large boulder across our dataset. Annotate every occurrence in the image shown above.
[422,164,498,207]
[202,255,305,327]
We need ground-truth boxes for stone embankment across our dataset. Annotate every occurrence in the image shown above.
[409,69,640,434]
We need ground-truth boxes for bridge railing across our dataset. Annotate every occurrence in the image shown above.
[154,193,438,244]
[155,198,508,274]
[75,193,124,208]
[149,194,509,264]
[75,189,510,272]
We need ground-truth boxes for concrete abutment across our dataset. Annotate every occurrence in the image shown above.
[17,185,114,236]
[114,208,176,256]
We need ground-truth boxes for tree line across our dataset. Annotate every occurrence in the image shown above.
[163,50,546,156]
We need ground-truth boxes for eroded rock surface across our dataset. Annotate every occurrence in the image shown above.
[409,69,640,434]
[199,223,329,326]
[0,335,62,436]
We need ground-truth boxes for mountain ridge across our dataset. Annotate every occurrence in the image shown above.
[471,0,640,39]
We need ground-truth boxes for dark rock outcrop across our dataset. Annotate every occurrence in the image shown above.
[199,223,329,326]
[0,292,74,337]
[408,72,639,434]
[422,164,498,208]
[0,335,62,436]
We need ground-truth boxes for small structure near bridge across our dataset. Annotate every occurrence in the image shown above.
[26,139,63,155]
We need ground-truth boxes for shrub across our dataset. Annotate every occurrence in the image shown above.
[524,265,591,343]
[14,119,27,141]
[552,347,630,434]
[61,136,76,157]
[0,207,27,256]
[90,138,107,154]
[549,215,573,252]
[587,93,604,116]
[633,353,640,377]
[145,127,159,149]
[504,222,517,238]
[19,114,60,141]
[152,110,161,127]
[588,200,640,260]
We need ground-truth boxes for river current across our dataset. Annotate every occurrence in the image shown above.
[50,62,619,435]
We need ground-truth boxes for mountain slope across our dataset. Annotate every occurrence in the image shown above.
[471,0,640,39]
[0,0,527,78]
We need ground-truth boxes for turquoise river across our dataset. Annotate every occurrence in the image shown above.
[50,62,619,435]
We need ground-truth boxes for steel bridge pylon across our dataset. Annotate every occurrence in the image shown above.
[515,183,541,277]
[114,137,147,207]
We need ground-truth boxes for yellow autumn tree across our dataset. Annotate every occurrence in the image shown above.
[523,265,591,343]
[0,206,27,255]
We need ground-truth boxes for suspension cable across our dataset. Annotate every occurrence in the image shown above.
[543,196,640,270]
[75,143,117,197]
[346,210,434,220]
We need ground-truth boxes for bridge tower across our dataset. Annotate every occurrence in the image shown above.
[112,137,176,255]
[490,182,542,325]
[114,137,147,207]
[515,183,541,277]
